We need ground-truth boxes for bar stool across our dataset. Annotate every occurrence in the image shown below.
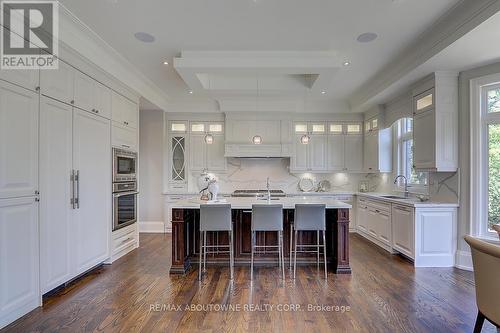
[199,204,233,281]
[293,204,327,279]
[251,204,285,280]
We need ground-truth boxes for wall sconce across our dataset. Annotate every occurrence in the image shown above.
[252,135,262,145]
[300,134,310,144]
[204,133,214,144]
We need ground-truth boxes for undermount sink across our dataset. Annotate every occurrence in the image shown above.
[380,195,408,199]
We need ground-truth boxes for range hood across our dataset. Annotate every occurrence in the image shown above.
[225,144,291,158]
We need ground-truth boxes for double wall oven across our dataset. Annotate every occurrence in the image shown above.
[112,148,138,231]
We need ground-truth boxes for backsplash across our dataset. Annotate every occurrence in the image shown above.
[186,158,459,203]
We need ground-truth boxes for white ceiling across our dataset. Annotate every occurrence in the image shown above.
[59,0,462,110]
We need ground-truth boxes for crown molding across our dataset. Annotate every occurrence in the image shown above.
[58,3,170,110]
[348,0,500,112]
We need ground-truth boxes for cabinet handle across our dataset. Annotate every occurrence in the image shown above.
[95,109,99,114]
[35,198,40,202]
[35,190,39,195]
[121,144,131,148]
[70,170,75,209]
[35,86,40,92]
[70,100,75,104]
[75,170,80,209]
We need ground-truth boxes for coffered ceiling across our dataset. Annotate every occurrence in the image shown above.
[59,0,465,111]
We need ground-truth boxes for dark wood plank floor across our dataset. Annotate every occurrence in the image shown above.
[2,233,496,333]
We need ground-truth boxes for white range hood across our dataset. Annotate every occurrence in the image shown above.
[224,114,293,158]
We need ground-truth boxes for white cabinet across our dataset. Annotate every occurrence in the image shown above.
[0,67,39,92]
[356,197,392,251]
[363,128,392,173]
[112,123,137,151]
[39,98,73,293]
[40,60,112,119]
[167,122,188,192]
[291,122,328,172]
[412,72,458,171]
[111,91,138,129]
[0,197,40,329]
[327,123,363,172]
[0,81,39,199]
[39,102,111,293]
[308,134,327,171]
[392,205,414,259]
[356,195,457,267]
[72,110,111,274]
[40,60,75,104]
[189,122,226,172]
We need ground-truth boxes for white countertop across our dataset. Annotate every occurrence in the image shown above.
[170,196,352,209]
[357,192,459,208]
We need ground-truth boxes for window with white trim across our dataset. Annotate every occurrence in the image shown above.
[482,83,500,233]
[396,118,428,189]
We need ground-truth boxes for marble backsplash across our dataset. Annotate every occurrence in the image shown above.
[186,158,459,203]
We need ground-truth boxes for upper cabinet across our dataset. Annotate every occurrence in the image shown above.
[412,72,458,172]
[363,127,392,173]
[0,67,39,92]
[40,59,112,119]
[111,91,138,129]
[327,123,363,172]
[189,121,226,172]
[167,121,188,192]
[290,122,328,172]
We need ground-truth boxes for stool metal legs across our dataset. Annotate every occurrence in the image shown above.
[250,230,285,280]
[199,230,234,281]
[293,229,327,280]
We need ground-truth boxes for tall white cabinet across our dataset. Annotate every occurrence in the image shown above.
[39,98,111,293]
[0,80,41,328]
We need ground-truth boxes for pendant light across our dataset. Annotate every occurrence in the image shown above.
[252,74,262,145]
[204,133,214,144]
[301,75,311,145]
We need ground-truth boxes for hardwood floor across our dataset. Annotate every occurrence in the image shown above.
[2,233,497,333]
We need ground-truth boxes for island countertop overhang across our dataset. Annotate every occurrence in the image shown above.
[169,197,352,210]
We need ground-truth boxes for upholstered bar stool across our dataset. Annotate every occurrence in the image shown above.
[293,204,327,279]
[251,204,285,280]
[199,204,233,281]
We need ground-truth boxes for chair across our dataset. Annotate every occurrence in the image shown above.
[199,204,233,281]
[464,236,500,333]
[251,204,285,280]
[293,204,327,279]
[492,224,500,240]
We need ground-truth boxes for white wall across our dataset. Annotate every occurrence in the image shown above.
[139,110,164,228]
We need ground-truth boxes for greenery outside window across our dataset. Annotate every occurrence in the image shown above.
[396,118,428,191]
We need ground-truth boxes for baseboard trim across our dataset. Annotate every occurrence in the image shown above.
[455,250,473,271]
[139,221,166,233]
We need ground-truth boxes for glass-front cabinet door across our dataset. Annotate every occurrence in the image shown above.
[171,136,186,182]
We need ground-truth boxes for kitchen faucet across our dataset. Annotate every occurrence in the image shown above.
[394,175,409,198]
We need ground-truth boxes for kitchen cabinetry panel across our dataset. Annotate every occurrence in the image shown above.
[189,135,207,171]
[363,128,392,173]
[0,197,40,329]
[308,135,327,171]
[291,135,308,171]
[112,123,137,151]
[0,81,39,199]
[111,92,138,129]
[0,67,39,92]
[93,82,112,119]
[327,135,344,171]
[73,71,94,112]
[40,60,74,104]
[413,109,435,169]
[206,135,226,171]
[72,110,111,275]
[344,135,363,172]
[39,98,74,293]
[392,205,414,259]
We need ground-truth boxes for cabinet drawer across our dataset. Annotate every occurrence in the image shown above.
[112,123,137,151]
[112,227,137,254]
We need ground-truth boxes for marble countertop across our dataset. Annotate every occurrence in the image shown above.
[169,196,352,209]
[357,192,459,208]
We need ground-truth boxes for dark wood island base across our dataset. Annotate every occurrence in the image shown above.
[170,208,351,274]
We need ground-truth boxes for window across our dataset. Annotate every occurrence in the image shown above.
[471,77,500,239]
[396,118,428,189]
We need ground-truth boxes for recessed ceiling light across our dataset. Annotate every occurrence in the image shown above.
[134,32,155,43]
[163,61,169,65]
[321,91,326,95]
[343,61,351,66]
[188,90,193,94]
[357,32,378,43]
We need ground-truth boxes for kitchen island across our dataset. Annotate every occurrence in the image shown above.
[169,197,352,274]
